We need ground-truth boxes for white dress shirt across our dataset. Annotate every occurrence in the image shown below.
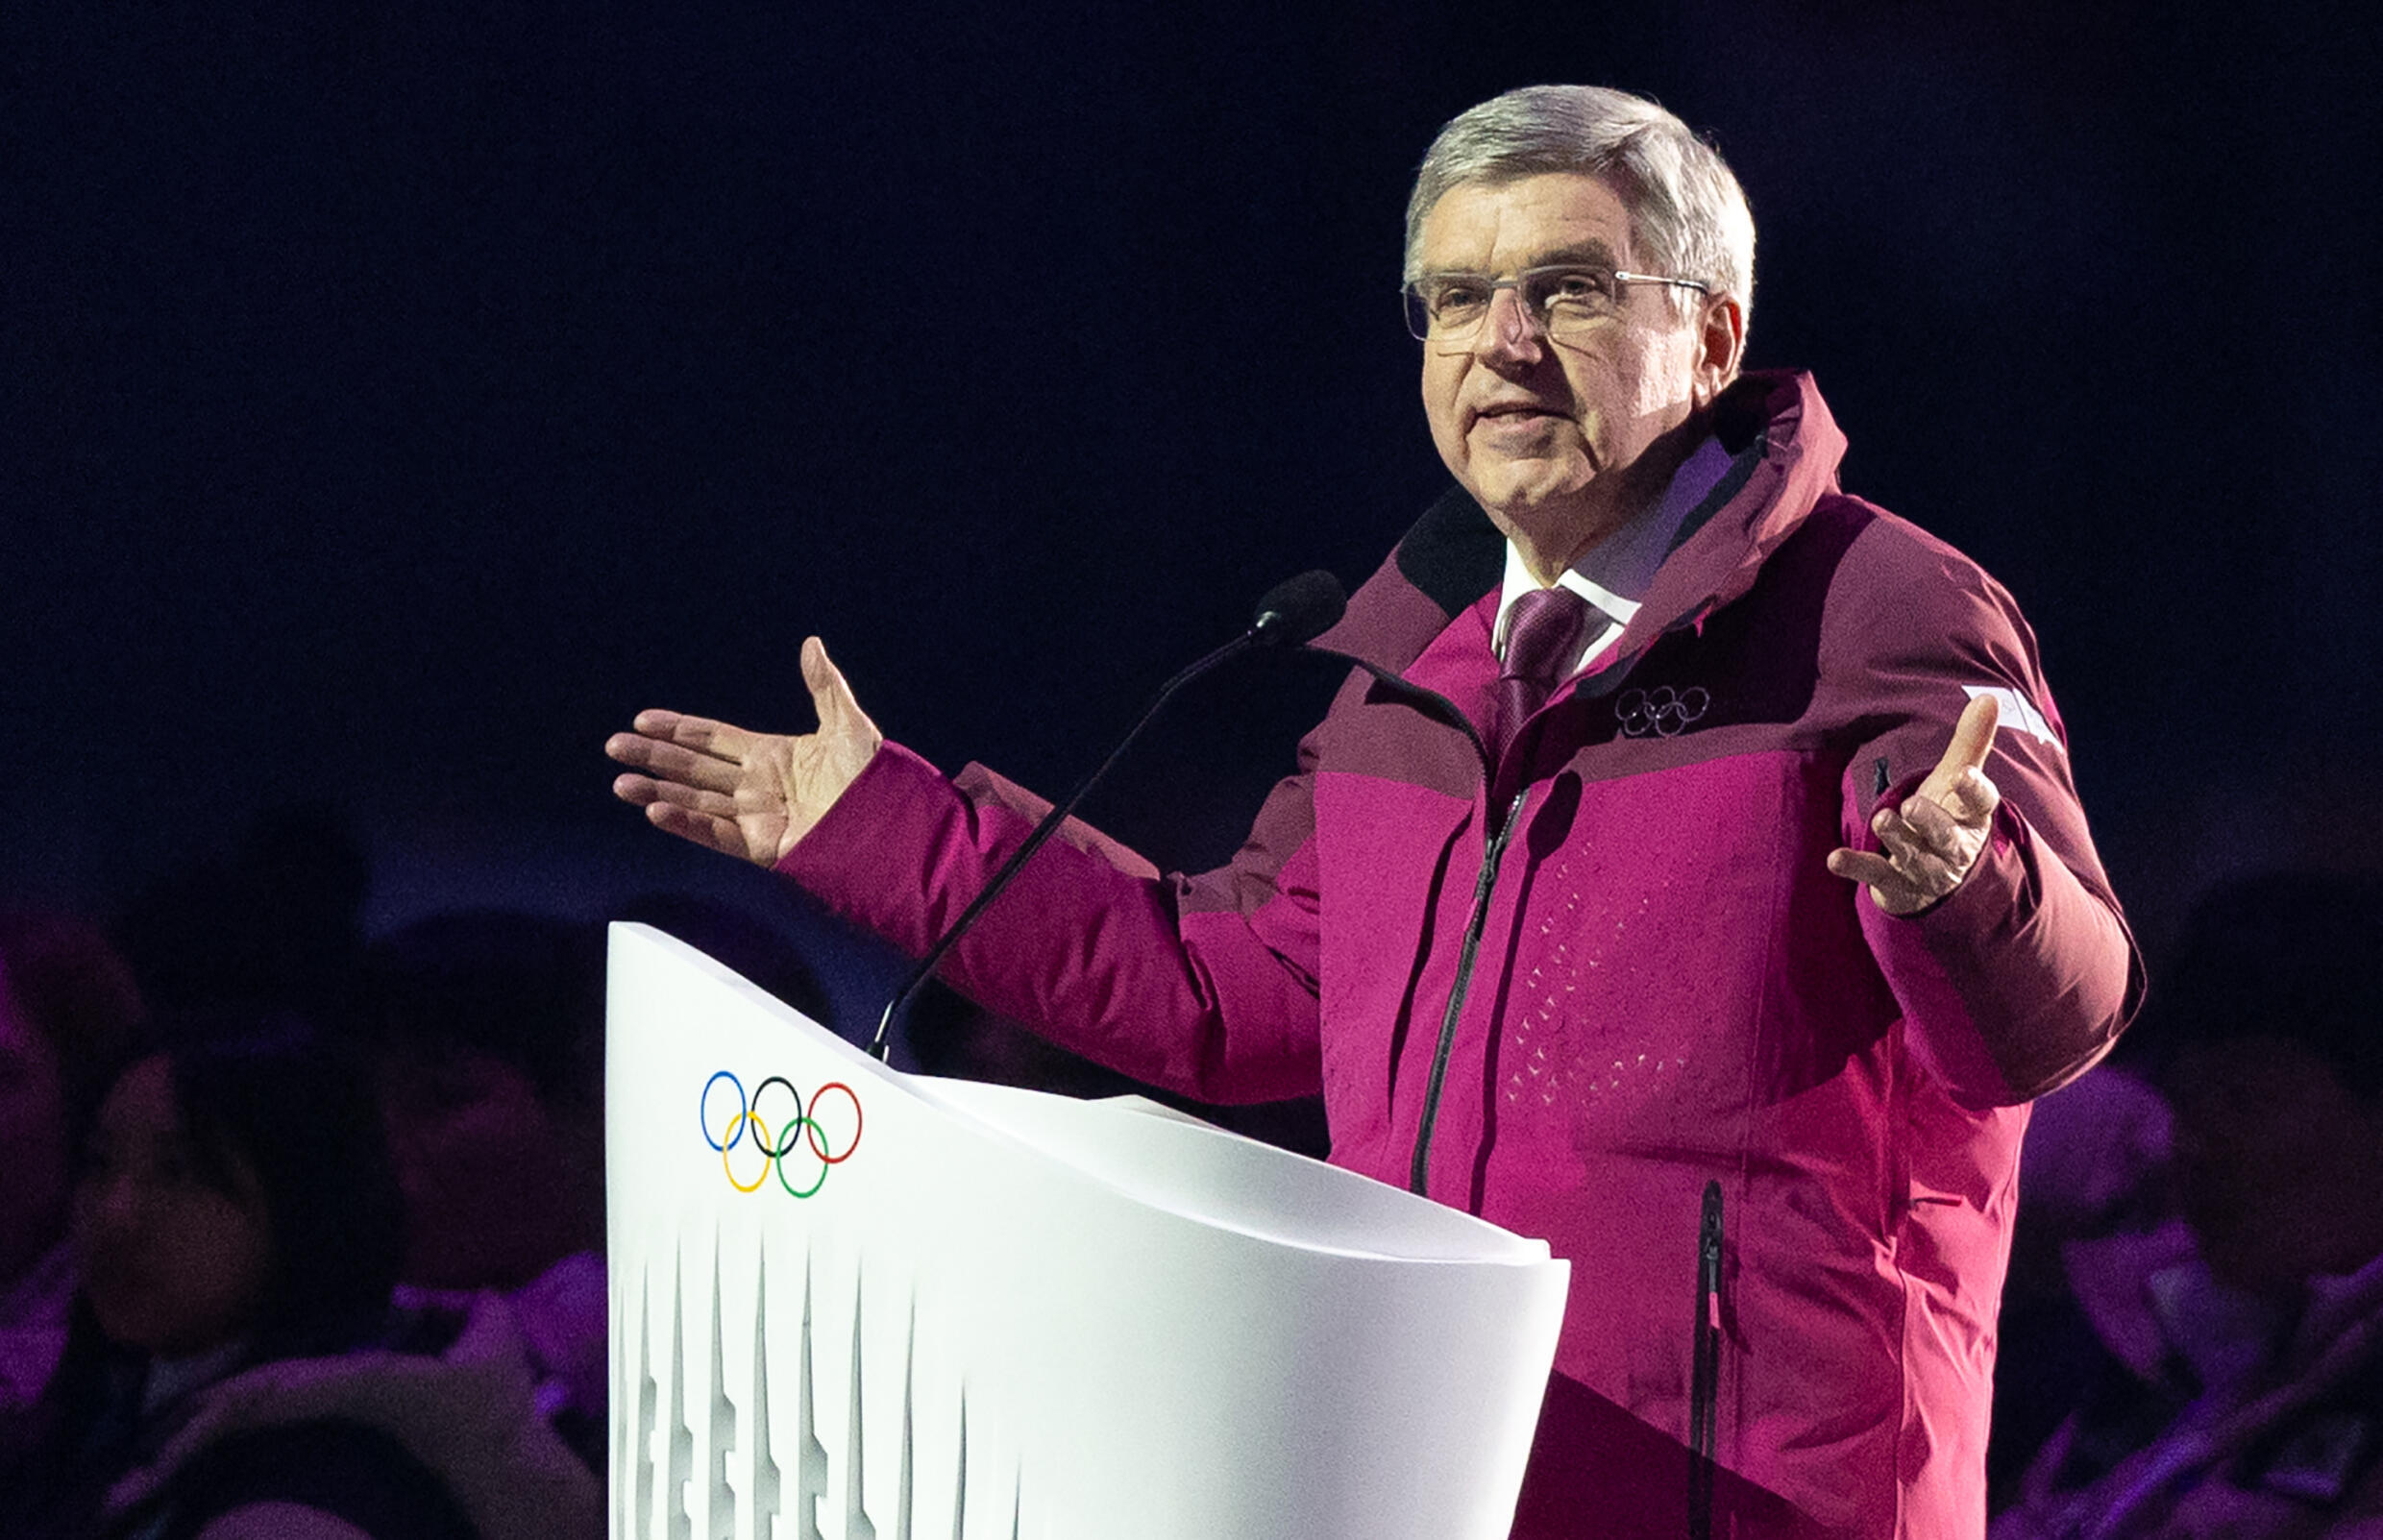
[1491,433,1738,676]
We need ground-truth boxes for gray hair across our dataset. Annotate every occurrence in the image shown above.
[1404,86,1756,327]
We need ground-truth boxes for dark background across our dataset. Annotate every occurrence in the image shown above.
[6,0,2378,986]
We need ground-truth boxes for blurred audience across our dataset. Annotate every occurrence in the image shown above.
[362,912,605,1292]
[0,911,145,1418]
[9,818,1362,1530]
[1990,1062,2176,1503]
[1995,872,2383,1539]
[0,1015,598,1539]
[360,912,609,1473]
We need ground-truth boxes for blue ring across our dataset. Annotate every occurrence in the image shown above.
[700,1070,747,1152]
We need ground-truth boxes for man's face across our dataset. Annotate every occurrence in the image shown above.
[1415,173,1722,566]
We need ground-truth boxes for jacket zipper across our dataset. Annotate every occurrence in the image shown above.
[1407,786,1530,1196]
[1372,596,1712,1199]
[1688,1178,1724,1540]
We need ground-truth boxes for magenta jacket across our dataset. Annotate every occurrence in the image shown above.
[781,371,2143,1538]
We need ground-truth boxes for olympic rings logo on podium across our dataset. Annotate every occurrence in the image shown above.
[699,1070,864,1198]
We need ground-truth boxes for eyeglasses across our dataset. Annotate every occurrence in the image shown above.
[1402,264,1710,351]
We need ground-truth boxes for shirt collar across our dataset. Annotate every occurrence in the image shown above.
[1492,432,1735,664]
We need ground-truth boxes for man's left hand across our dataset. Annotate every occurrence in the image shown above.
[1827,694,2002,917]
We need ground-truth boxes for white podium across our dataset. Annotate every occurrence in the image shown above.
[607,922,1568,1540]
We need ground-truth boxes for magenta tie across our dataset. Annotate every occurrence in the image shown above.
[1496,585,1594,764]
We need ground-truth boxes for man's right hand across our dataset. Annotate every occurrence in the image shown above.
[605,637,882,868]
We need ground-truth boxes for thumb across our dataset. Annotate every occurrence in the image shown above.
[1946,692,2000,777]
[801,636,872,738]
[1918,693,2000,802]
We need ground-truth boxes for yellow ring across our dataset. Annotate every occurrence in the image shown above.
[723,1110,773,1193]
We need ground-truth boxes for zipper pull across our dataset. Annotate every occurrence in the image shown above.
[1486,787,1528,847]
[1699,1180,1724,1308]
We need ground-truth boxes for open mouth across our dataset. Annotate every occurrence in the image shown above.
[1474,403,1565,429]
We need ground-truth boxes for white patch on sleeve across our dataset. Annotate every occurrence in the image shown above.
[1963,684,2062,752]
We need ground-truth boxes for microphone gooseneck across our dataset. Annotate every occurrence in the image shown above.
[869,571,1348,1061]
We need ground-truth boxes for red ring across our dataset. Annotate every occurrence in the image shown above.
[804,1081,863,1163]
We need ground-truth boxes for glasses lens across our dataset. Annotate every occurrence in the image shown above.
[1408,270,1648,346]
[1402,287,1437,342]
[1407,278,1496,347]
[1525,268,1617,335]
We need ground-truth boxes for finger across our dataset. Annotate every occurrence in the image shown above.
[614,773,741,821]
[1890,795,1973,863]
[1827,847,1903,890]
[643,800,749,860]
[1904,751,2001,827]
[605,734,746,794]
[1830,845,1933,916]
[802,638,874,737]
[1933,694,2000,783]
[1934,764,2001,826]
[627,709,761,764]
[1871,811,1954,887]
[607,732,671,770]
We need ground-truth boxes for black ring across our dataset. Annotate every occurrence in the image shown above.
[751,1075,807,1159]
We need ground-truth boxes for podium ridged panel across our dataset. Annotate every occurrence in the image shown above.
[605,923,1566,1540]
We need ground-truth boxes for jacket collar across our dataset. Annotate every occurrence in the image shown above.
[1318,370,1847,683]
[1614,368,1846,662]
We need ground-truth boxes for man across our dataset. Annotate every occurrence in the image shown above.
[608,86,2142,1539]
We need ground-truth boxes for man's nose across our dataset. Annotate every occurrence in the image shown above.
[1475,286,1546,362]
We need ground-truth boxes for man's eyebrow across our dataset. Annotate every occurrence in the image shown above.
[1420,239,1622,276]
[1522,241,1622,269]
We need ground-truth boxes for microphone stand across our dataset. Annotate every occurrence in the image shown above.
[868,578,1339,1062]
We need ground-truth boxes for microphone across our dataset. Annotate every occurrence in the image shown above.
[1251,570,1346,648]
[870,571,1347,1060]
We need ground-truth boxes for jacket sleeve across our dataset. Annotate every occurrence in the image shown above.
[1824,514,2145,1107]
[775,737,1328,1104]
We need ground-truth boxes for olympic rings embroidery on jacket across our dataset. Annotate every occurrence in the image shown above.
[1615,685,1710,738]
[699,1070,864,1198]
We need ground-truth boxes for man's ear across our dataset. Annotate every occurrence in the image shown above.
[1691,292,1747,407]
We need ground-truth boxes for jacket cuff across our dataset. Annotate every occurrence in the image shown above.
[774,742,957,957]
[1858,801,2035,1106]
[1864,794,2133,1104]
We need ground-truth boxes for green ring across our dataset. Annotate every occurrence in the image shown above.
[774,1114,828,1198]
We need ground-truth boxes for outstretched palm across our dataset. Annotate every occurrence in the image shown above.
[605,637,881,868]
